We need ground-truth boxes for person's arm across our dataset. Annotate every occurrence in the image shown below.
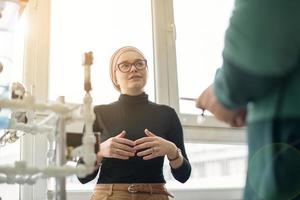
[167,109,191,183]
[77,158,100,184]
[196,84,247,127]
[215,0,299,109]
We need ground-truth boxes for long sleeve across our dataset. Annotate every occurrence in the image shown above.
[214,0,300,109]
[77,158,100,184]
[167,109,191,183]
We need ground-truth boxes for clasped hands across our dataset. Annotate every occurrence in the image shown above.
[97,129,178,161]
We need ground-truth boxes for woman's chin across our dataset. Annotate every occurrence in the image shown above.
[129,82,145,89]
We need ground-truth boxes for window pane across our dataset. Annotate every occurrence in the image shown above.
[49,0,154,105]
[173,0,235,114]
[165,143,247,189]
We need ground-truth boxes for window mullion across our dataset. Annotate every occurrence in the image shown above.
[152,0,179,112]
[23,0,50,102]
[21,0,50,199]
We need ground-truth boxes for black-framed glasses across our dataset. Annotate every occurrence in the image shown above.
[117,59,147,73]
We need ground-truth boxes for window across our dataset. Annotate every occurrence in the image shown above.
[173,0,235,114]
[169,1,247,191]
[23,0,247,199]
[49,0,154,105]
[164,143,247,189]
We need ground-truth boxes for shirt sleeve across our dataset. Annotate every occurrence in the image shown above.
[77,158,100,184]
[167,108,192,183]
[214,0,299,109]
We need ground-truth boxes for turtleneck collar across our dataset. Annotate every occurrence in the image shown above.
[119,92,148,105]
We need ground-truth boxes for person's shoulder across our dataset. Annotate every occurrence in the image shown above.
[94,101,119,112]
[148,101,176,113]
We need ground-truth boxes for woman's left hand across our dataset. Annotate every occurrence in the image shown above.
[134,129,177,160]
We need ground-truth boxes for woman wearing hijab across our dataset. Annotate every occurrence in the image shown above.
[78,46,191,200]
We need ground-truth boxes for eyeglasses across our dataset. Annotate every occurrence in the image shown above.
[117,60,147,73]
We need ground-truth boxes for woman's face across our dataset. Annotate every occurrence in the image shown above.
[115,51,147,95]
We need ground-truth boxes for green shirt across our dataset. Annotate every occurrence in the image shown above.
[214,0,300,123]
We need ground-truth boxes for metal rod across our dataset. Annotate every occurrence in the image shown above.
[55,116,66,200]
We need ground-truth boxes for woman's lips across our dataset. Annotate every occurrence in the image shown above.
[129,75,142,80]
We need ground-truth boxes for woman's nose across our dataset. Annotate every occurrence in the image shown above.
[129,64,138,72]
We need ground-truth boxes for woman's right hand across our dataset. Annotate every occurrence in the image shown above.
[97,130,136,160]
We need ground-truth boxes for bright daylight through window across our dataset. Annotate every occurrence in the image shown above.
[165,143,247,189]
[174,0,235,115]
[172,0,247,190]
[50,0,247,194]
[49,0,154,105]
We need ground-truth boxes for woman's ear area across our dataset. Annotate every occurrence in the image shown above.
[114,76,118,85]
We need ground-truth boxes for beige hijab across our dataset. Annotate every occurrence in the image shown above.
[109,46,145,91]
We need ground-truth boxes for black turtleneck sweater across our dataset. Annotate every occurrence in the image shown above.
[78,93,191,184]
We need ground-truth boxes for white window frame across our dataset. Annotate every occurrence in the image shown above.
[20,0,50,199]
[21,0,246,199]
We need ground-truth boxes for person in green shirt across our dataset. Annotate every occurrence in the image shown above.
[196,0,300,199]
